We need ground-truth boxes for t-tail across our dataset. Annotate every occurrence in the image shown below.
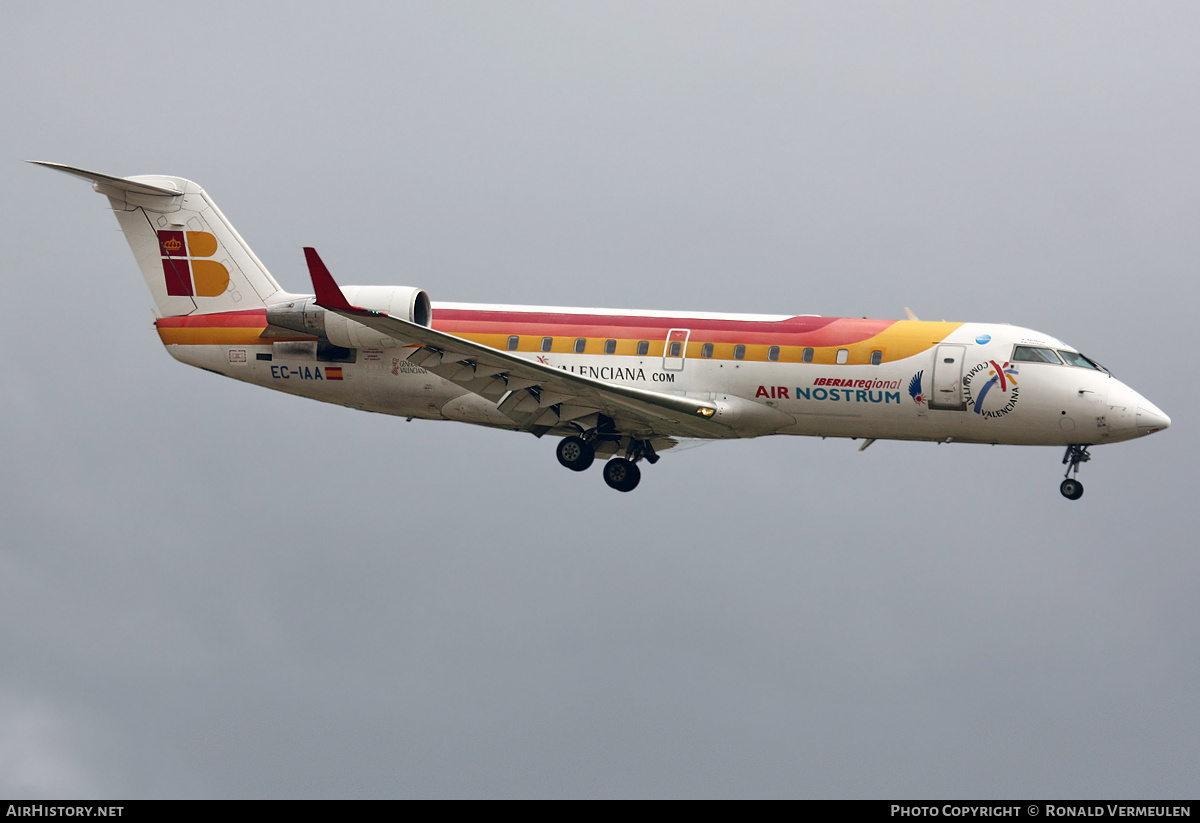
[32,161,287,317]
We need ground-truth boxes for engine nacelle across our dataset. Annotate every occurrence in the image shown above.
[266,286,431,349]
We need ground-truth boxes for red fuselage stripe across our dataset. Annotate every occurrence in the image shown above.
[156,307,901,349]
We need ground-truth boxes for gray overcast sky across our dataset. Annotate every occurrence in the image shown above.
[2,1,1197,798]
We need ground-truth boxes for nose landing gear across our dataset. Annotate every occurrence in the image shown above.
[1060,444,1090,500]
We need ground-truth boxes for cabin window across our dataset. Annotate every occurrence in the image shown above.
[541,337,553,352]
[668,341,683,358]
[574,338,587,354]
[507,335,519,351]
[802,347,814,363]
[836,349,849,365]
[700,343,713,359]
[768,346,780,362]
[604,339,616,355]
[734,344,745,360]
[870,350,883,366]
[1012,345,1063,364]
[637,340,649,356]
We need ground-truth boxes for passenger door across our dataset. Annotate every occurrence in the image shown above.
[928,345,966,410]
[663,328,690,372]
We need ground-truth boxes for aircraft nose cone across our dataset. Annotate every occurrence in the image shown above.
[1137,400,1171,435]
[1106,382,1168,438]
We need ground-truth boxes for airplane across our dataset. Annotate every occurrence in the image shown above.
[34,161,1170,499]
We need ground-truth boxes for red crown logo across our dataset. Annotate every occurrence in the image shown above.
[162,237,183,252]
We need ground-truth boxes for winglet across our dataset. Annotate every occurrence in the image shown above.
[305,247,363,313]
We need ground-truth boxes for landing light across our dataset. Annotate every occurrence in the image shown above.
[696,407,715,417]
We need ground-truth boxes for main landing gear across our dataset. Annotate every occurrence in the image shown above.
[1060,444,1091,500]
[555,430,658,492]
[555,436,595,472]
[602,458,641,493]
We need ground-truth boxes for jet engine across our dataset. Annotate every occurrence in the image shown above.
[266,285,431,349]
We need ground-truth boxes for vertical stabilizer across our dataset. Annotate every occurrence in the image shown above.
[33,162,286,317]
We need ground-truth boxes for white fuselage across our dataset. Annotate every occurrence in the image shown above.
[162,303,1167,449]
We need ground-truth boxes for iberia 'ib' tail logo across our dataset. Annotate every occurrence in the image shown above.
[158,230,230,297]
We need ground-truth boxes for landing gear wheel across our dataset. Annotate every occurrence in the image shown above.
[603,458,641,492]
[556,436,595,472]
[1060,478,1084,500]
[1060,444,1090,501]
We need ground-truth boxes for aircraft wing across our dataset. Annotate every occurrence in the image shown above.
[305,248,725,438]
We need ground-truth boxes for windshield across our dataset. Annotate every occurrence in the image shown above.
[1012,345,1064,364]
[1057,349,1110,374]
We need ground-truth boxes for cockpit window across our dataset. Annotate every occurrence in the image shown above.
[1057,349,1105,372]
[1012,345,1064,364]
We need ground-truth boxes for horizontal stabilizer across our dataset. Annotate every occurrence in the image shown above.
[28,161,183,197]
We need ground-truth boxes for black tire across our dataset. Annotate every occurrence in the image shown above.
[1060,478,1084,500]
[603,458,641,492]
[556,436,595,472]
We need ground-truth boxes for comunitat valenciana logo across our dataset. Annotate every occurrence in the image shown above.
[157,230,230,297]
[963,360,1020,418]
